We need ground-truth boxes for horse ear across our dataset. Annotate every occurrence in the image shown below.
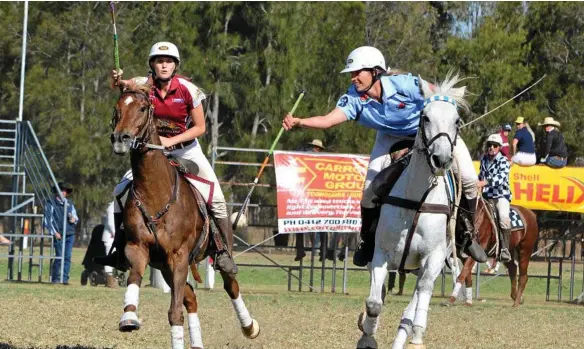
[418,75,433,98]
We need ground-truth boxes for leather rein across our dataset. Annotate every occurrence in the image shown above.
[382,96,459,273]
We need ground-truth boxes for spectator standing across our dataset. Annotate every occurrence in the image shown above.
[511,116,536,166]
[499,124,512,160]
[538,117,568,169]
[0,234,11,245]
[44,182,79,285]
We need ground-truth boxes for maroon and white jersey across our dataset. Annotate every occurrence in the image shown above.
[143,76,206,137]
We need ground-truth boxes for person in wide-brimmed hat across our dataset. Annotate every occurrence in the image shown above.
[511,116,536,166]
[499,124,512,160]
[538,117,568,168]
[45,180,79,285]
[305,139,326,152]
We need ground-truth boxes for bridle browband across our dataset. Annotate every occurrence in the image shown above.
[111,90,165,152]
[417,95,460,174]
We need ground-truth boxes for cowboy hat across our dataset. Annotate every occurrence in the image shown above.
[306,139,325,149]
[53,182,73,194]
[514,116,525,124]
[538,117,561,127]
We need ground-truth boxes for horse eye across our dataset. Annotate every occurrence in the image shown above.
[456,118,461,125]
[140,106,147,113]
[423,115,431,123]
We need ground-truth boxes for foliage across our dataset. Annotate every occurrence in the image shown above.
[0,1,582,228]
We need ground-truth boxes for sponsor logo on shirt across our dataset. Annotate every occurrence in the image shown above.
[173,98,184,103]
[338,96,348,107]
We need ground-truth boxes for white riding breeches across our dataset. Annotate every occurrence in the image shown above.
[512,152,536,166]
[103,238,114,274]
[112,141,227,219]
[361,131,478,209]
[494,197,511,229]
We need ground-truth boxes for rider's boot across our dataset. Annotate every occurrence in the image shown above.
[215,217,238,275]
[352,205,381,267]
[94,212,129,272]
[354,158,409,267]
[498,227,512,263]
[461,197,488,263]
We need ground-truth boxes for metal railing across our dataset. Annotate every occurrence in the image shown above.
[0,120,67,283]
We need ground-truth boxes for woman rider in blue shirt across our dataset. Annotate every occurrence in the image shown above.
[283,46,486,266]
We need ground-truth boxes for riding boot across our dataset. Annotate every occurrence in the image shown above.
[94,212,129,272]
[215,217,238,275]
[461,197,488,263]
[353,205,381,267]
[498,227,512,263]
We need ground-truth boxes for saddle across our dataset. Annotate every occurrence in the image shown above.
[371,140,414,199]
[167,154,199,176]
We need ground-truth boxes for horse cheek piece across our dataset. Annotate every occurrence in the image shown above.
[112,89,260,349]
[356,73,465,349]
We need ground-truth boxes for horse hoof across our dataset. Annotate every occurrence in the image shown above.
[406,344,426,349]
[242,319,260,339]
[356,334,377,349]
[357,312,366,333]
[119,312,141,332]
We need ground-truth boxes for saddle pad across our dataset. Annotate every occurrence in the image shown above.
[510,207,524,229]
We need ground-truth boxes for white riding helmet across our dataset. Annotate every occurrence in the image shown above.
[148,41,180,64]
[486,134,503,146]
[340,46,387,74]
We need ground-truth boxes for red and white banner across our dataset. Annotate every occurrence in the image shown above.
[274,151,368,234]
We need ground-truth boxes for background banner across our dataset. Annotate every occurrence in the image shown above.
[473,162,584,213]
[274,151,368,234]
[273,151,584,234]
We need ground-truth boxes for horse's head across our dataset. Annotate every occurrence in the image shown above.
[110,86,155,155]
[417,72,468,176]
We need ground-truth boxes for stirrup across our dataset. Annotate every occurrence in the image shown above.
[214,250,238,274]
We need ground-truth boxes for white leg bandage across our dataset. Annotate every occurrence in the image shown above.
[231,295,252,328]
[171,326,184,349]
[465,287,473,304]
[124,284,140,309]
[451,281,462,298]
[188,313,204,348]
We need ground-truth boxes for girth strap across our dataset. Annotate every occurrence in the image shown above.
[382,183,451,273]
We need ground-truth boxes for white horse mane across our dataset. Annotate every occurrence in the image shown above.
[427,70,470,113]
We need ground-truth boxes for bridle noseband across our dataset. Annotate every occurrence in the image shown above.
[417,95,460,173]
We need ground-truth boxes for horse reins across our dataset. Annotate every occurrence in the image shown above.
[383,95,460,273]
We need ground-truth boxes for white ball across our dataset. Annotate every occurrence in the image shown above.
[230,212,247,229]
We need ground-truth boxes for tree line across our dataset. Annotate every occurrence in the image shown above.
[0,2,582,231]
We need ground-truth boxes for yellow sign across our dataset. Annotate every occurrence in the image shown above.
[473,162,584,213]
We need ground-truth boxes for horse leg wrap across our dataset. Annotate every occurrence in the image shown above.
[366,297,382,317]
[124,284,140,309]
[465,287,473,304]
[231,295,252,328]
[188,313,204,348]
[397,318,413,336]
[450,282,462,298]
[362,314,379,336]
[171,326,184,349]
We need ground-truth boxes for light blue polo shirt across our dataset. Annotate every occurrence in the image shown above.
[336,74,424,136]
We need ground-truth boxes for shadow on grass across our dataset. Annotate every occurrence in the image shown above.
[0,344,112,349]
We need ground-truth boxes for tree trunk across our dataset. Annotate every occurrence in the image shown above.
[211,86,220,157]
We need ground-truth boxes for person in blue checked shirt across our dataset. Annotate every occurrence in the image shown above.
[478,134,512,262]
[282,46,487,267]
[44,182,79,284]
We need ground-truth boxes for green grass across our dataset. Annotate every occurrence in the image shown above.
[0,246,583,349]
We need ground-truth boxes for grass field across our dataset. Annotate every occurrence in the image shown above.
[0,246,583,349]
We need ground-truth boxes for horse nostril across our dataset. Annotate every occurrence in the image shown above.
[110,133,117,144]
[431,155,443,168]
[120,133,132,143]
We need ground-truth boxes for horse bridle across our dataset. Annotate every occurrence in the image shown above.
[417,95,461,174]
[111,90,165,151]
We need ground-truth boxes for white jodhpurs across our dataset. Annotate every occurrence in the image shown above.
[169,141,227,219]
[494,197,511,229]
[361,131,478,209]
[112,142,227,219]
[512,152,536,166]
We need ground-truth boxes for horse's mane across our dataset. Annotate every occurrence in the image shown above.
[428,71,470,113]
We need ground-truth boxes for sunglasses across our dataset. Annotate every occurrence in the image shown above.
[486,143,500,149]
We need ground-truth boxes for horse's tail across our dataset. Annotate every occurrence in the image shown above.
[190,261,203,284]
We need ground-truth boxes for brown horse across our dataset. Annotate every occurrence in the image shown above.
[111,87,260,349]
[445,197,538,307]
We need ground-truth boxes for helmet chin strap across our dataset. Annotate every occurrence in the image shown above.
[355,69,379,94]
